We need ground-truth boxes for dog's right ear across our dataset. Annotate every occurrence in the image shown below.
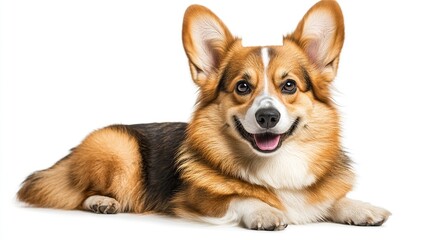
[182,5,235,87]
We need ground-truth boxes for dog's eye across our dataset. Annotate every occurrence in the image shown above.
[281,80,297,94]
[235,81,251,95]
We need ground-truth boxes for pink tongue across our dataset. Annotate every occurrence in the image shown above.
[254,134,281,151]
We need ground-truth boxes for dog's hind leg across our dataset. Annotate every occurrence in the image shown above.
[17,125,145,213]
[83,195,120,214]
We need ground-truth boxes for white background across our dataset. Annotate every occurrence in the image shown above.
[1,0,428,239]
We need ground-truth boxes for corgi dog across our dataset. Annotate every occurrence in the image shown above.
[17,0,390,230]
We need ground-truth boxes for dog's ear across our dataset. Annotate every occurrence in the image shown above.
[182,5,235,87]
[286,0,344,80]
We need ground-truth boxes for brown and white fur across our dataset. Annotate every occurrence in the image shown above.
[17,0,390,230]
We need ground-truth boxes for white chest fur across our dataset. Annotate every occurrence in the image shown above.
[241,142,316,189]
[237,142,333,224]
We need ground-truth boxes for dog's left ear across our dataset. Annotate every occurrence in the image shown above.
[286,0,344,80]
[182,5,235,87]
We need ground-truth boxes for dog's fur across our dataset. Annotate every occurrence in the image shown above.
[17,1,390,230]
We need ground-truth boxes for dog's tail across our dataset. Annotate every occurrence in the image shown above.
[17,154,86,210]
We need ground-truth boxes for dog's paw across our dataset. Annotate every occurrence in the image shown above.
[242,208,287,231]
[330,198,391,226]
[83,195,120,214]
[345,204,391,226]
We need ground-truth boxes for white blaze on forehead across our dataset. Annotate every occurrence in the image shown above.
[239,47,291,137]
[261,47,270,95]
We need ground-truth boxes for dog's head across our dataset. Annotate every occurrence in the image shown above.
[182,1,344,158]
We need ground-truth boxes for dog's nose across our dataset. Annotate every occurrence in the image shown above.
[255,108,280,129]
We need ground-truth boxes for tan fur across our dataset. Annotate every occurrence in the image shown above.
[172,188,233,219]
[182,4,235,87]
[18,125,144,212]
[285,1,344,102]
[17,1,389,229]
[17,158,86,210]
[175,0,353,220]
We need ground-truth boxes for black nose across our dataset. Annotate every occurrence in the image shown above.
[255,108,280,129]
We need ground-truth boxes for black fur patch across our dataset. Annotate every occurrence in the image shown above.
[300,66,313,92]
[126,122,187,214]
[217,66,230,93]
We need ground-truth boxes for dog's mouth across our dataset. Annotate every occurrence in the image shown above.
[233,116,300,153]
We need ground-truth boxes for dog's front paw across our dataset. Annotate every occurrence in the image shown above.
[330,198,391,226]
[242,208,287,231]
[83,195,120,214]
[346,204,391,226]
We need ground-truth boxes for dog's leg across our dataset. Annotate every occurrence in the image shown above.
[328,197,391,226]
[18,125,144,213]
[174,187,286,230]
[230,199,287,231]
[83,195,120,214]
[197,198,287,230]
